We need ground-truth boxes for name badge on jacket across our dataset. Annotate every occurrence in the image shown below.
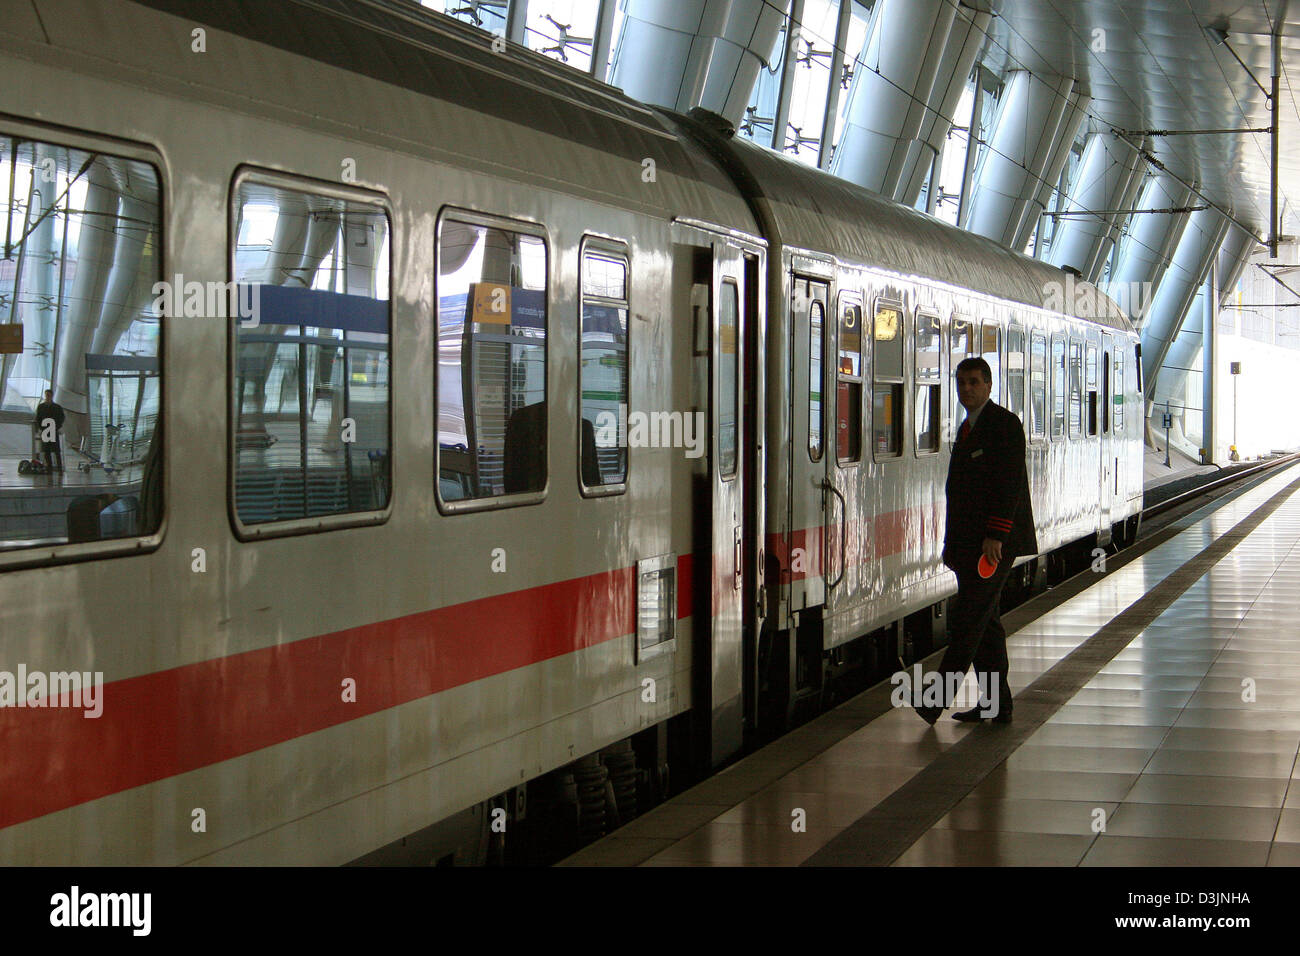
[970,449,983,458]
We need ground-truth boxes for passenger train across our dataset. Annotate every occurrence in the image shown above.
[0,0,1143,864]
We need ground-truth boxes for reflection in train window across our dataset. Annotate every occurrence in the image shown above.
[980,321,1000,403]
[809,298,824,463]
[719,279,739,477]
[1006,326,1026,422]
[836,299,862,464]
[949,315,972,434]
[438,215,547,501]
[1068,340,1082,438]
[580,243,628,490]
[1115,350,1124,431]
[1086,343,1098,436]
[872,301,904,458]
[1051,335,1066,440]
[0,134,162,553]
[1029,333,1046,440]
[915,312,941,454]
[232,180,390,526]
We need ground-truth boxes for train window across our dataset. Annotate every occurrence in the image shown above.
[1086,344,1098,437]
[836,298,863,464]
[1050,335,1066,440]
[0,133,162,557]
[1029,334,1047,440]
[809,298,824,462]
[1006,326,1026,422]
[872,301,904,458]
[719,279,739,477]
[980,322,1001,403]
[580,242,628,492]
[1068,340,1083,438]
[232,177,391,530]
[1115,351,1124,431]
[949,316,973,435]
[437,213,547,504]
[915,312,941,454]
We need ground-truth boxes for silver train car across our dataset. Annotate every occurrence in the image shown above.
[0,0,1142,865]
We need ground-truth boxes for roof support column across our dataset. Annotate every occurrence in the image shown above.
[955,72,984,229]
[589,0,618,81]
[965,71,1089,250]
[769,0,803,150]
[505,0,529,46]
[1047,132,1145,283]
[1104,173,1193,325]
[1202,261,1217,462]
[1215,225,1258,305]
[829,0,958,196]
[816,0,854,169]
[896,3,992,207]
[1141,207,1230,403]
[609,0,790,129]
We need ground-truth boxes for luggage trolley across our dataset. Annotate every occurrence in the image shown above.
[17,420,59,475]
[75,352,160,475]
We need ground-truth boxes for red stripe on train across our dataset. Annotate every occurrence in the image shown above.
[766,502,944,578]
[0,501,930,831]
[0,565,642,831]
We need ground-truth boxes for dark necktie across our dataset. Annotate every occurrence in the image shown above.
[958,419,970,443]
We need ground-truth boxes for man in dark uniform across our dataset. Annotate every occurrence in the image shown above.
[914,357,1037,725]
[35,388,65,474]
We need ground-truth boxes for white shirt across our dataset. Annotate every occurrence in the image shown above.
[962,399,990,435]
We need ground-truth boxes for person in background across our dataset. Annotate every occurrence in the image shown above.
[35,388,65,474]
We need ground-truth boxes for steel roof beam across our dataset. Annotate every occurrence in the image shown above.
[963,70,1089,251]
[1141,207,1231,402]
[1046,131,1145,284]
[608,0,789,130]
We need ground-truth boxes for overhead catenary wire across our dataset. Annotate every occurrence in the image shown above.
[743,0,1250,275]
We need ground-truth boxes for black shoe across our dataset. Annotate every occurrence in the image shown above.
[952,705,1013,724]
[913,704,942,726]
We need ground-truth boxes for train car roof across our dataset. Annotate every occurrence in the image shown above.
[27,0,755,229]
[668,111,1134,334]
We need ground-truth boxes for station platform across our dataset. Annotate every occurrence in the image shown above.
[560,461,1300,867]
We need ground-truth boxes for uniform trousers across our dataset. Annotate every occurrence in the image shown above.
[934,557,1016,714]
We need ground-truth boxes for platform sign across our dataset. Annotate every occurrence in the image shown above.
[1230,361,1241,375]
[0,323,22,354]
[471,282,512,325]
[1162,412,1172,428]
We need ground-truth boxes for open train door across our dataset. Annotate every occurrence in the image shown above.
[675,222,765,770]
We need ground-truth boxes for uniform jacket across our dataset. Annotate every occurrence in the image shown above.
[35,400,65,451]
[943,400,1038,570]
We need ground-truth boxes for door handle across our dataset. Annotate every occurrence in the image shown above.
[822,479,847,590]
[734,525,743,591]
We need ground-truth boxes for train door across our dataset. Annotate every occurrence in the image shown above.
[678,224,760,769]
[1100,333,1114,536]
[740,251,766,741]
[824,291,864,614]
[789,274,832,614]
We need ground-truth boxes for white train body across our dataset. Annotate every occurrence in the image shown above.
[0,0,1142,864]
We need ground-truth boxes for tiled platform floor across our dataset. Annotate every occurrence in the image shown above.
[560,462,1300,867]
